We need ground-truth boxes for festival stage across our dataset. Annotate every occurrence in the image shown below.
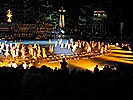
[0,38,86,56]
[0,38,109,71]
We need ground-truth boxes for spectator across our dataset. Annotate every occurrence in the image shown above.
[60,58,68,70]
[94,65,99,73]
[21,66,40,100]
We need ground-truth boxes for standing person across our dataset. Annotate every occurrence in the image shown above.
[60,58,68,70]
[94,65,99,74]
[21,66,40,100]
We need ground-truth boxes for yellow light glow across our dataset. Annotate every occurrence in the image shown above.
[6,9,13,23]
[63,10,66,12]
[59,15,62,27]
[7,18,12,23]
[59,14,65,27]
[0,45,132,73]
[62,15,65,27]
[59,10,62,12]
[59,8,66,28]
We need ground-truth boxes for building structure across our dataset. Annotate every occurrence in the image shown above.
[92,10,107,37]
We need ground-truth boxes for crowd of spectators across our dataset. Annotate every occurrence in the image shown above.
[0,59,132,100]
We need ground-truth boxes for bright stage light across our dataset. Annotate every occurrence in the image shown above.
[6,9,13,23]
[61,30,65,34]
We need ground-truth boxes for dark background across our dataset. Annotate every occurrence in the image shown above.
[0,0,131,34]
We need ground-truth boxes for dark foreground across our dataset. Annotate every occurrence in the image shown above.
[0,63,132,100]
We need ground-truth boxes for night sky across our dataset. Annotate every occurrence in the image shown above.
[0,0,132,33]
[50,0,131,33]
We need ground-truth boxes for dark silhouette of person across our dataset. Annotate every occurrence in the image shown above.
[94,65,99,74]
[60,58,68,70]
[21,66,40,100]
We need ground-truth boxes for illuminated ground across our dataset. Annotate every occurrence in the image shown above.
[0,45,133,72]
[34,45,133,71]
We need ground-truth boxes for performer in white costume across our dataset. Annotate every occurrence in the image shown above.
[12,46,16,59]
[72,44,77,52]
[65,40,68,48]
[55,41,58,47]
[86,42,91,53]
[21,44,26,59]
[37,44,41,58]
[60,42,64,48]
[42,47,47,58]
[4,44,10,57]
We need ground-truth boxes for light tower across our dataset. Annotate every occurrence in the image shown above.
[59,7,66,28]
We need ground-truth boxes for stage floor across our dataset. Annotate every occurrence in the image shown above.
[0,38,70,46]
[0,45,133,72]
[1,38,132,72]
